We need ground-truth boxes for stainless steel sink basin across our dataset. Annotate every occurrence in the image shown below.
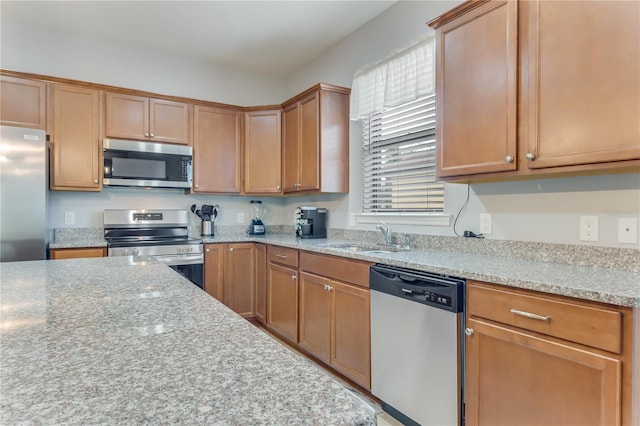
[319,243,409,253]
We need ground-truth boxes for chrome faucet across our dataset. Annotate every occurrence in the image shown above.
[376,221,394,246]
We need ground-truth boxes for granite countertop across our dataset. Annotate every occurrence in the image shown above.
[0,257,376,425]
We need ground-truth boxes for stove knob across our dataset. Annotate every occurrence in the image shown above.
[132,248,139,256]
[177,247,183,254]
[187,246,193,253]
[123,249,130,256]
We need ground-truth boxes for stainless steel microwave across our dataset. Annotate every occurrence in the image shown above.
[103,139,192,189]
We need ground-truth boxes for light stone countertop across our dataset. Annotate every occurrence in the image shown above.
[0,257,377,425]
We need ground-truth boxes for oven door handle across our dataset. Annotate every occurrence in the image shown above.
[150,254,203,266]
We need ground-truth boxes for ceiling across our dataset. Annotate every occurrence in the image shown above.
[1,1,396,78]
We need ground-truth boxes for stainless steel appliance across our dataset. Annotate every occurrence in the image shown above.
[295,206,327,239]
[104,209,204,288]
[370,264,465,426]
[0,126,48,262]
[103,139,192,189]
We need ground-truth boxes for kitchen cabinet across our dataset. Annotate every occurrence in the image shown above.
[50,247,106,259]
[193,105,242,193]
[299,251,372,389]
[429,0,640,182]
[266,246,299,343]
[105,92,190,145]
[243,108,282,194]
[204,243,255,317]
[1,75,47,130]
[465,280,634,426]
[49,84,102,191]
[282,84,350,194]
[254,243,267,324]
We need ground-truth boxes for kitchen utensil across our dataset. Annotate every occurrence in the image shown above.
[190,204,197,215]
[195,209,203,219]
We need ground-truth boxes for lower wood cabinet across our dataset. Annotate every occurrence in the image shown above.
[50,247,106,259]
[204,243,255,318]
[267,261,299,343]
[466,280,634,426]
[254,243,267,324]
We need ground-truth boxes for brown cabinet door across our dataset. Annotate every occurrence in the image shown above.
[105,92,149,140]
[0,75,47,129]
[298,272,332,363]
[244,109,282,194]
[149,98,190,145]
[50,247,106,259]
[204,244,224,301]
[267,262,298,343]
[50,84,101,191]
[254,244,267,324]
[331,280,371,389]
[465,317,621,426]
[523,0,640,168]
[298,93,320,191]
[224,243,255,318]
[193,105,241,193]
[282,103,300,192]
[435,0,518,178]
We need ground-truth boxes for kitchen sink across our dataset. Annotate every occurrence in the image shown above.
[319,243,409,253]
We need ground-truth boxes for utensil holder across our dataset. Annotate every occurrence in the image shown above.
[201,220,213,237]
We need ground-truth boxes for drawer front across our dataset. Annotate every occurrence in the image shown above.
[467,281,622,354]
[267,245,298,268]
[299,251,372,288]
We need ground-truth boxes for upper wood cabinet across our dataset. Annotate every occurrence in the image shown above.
[105,92,190,145]
[1,75,47,130]
[429,0,640,182]
[282,84,350,194]
[49,84,102,191]
[192,105,242,193]
[243,108,282,194]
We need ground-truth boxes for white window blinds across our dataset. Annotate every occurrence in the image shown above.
[362,95,443,212]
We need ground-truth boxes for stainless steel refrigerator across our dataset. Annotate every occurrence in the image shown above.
[0,125,48,261]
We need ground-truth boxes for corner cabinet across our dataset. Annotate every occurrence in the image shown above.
[465,280,634,426]
[192,105,242,193]
[243,108,282,194]
[49,84,102,191]
[0,75,47,130]
[105,92,190,145]
[282,84,350,194]
[429,0,640,182]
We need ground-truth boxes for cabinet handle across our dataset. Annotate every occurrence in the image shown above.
[465,328,474,336]
[505,155,515,163]
[229,247,234,252]
[93,179,98,184]
[276,185,281,190]
[195,184,199,188]
[276,254,288,259]
[526,152,536,161]
[291,275,297,280]
[328,285,333,292]
[510,308,551,322]
[205,248,210,252]
[144,133,150,137]
[150,133,155,137]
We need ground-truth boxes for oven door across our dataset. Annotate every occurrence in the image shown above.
[152,254,204,289]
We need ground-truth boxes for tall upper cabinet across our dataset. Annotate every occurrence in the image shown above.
[429,0,640,182]
[282,84,350,194]
[244,108,282,194]
[1,75,47,130]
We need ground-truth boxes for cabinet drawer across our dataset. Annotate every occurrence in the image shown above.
[299,251,371,288]
[467,281,622,354]
[267,245,298,268]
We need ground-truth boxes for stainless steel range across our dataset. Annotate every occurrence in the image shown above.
[104,209,204,288]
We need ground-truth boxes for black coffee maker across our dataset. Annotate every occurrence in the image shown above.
[295,206,327,239]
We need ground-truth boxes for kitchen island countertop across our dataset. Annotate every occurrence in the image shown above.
[0,257,376,425]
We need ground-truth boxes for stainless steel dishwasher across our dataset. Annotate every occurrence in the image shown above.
[370,264,465,426]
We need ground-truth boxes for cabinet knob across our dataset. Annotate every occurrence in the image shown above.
[465,328,474,336]
[205,248,210,253]
[229,247,234,252]
[328,285,333,292]
[276,185,281,190]
[505,155,515,163]
[150,133,155,137]
[144,133,150,137]
[526,152,536,161]
[291,275,297,280]
[93,179,98,184]
[195,184,199,188]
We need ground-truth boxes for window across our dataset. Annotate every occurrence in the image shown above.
[362,95,442,212]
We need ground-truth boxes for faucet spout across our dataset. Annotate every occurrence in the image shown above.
[376,221,394,245]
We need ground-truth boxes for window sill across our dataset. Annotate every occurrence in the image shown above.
[352,213,451,227]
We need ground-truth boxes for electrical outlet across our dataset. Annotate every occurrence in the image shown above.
[579,216,599,242]
[479,213,492,235]
[237,212,245,224]
[618,218,638,244]
[64,211,75,225]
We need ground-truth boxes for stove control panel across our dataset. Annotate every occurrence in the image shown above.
[133,212,163,221]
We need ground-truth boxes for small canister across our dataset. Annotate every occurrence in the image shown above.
[201,220,213,236]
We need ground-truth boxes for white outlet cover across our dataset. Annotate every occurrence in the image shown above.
[237,212,245,224]
[479,213,492,235]
[579,216,599,242]
[618,217,638,244]
[64,211,75,225]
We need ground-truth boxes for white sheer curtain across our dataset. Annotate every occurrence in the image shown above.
[350,34,435,120]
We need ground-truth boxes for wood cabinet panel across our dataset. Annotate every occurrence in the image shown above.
[149,98,190,145]
[50,247,106,259]
[299,251,371,288]
[105,92,149,140]
[466,317,621,426]
[282,104,299,192]
[224,243,255,317]
[254,244,267,324]
[267,245,299,268]
[267,262,298,343]
[204,244,224,301]
[193,105,241,193]
[50,84,101,191]
[299,272,332,363]
[244,109,282,194]
[298,93,320,191]
[0,75,47,129]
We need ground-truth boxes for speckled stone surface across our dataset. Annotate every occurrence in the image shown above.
[0,258,376,425]
[50,228,106,249]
